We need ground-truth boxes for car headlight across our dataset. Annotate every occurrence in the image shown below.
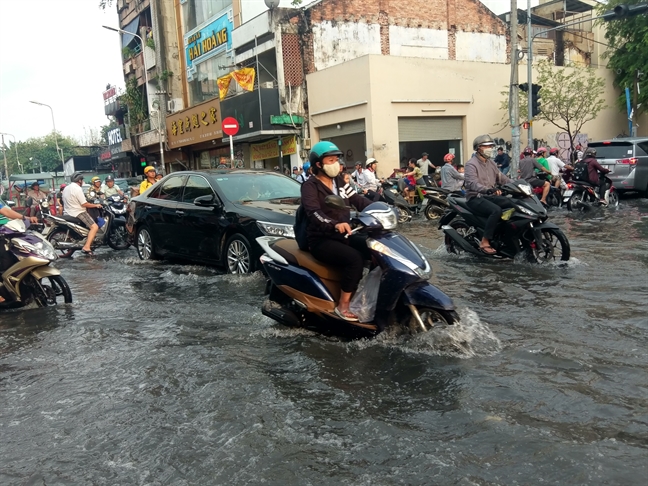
[12,237,58,261]
[366,238,431,279]
[256,221,295,238]
[366,207,398,230]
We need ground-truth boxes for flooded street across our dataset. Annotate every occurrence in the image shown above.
[1,197,647,485]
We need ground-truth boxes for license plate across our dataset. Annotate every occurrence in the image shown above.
[563,190,573,197]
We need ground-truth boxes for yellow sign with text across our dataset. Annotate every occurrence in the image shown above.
[251,136,297,161]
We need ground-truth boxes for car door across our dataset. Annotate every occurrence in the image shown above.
[147,175,186,255]
[176,175,223,261]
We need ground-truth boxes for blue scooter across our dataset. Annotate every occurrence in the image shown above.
[256,197,458,339]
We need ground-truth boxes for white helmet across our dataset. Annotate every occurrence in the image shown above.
[365,158,377,168]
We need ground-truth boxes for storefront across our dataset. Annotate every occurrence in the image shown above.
[397,117,463,167]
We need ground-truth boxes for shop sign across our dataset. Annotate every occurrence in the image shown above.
[166,98,222,149]
[103,86,116,101]
[100,151,111,161]
[184,9,233,82]
[107,127,123,147]
[251,136,297,161]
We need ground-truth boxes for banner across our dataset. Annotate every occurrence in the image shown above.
[184,9,233,82]
[231,67,255,92]
[251,136,297,161]
[217,74,233,100]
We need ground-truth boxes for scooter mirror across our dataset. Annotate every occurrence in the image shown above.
[324,195,347,210]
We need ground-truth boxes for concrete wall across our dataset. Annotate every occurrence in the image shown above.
[456,32,507,63]
[307,54,630,178]
[312,21,381,71]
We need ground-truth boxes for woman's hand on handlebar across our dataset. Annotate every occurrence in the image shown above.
[335,222,353,235]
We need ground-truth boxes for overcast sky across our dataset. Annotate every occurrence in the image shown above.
[0,0,529,144]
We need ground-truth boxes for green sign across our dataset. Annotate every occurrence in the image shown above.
[270,114,303,126]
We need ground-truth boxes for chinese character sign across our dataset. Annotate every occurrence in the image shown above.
[166,98,223,149]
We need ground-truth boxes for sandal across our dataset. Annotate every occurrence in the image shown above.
[479,246,497,255]
[81,249,95,256]
[335,307,359,322]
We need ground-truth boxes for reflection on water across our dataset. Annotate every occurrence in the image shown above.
[1,197,647,485]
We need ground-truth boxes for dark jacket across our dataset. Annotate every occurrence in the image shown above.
[494,152,511,169]
[301,175,371,246]
[583,157,609,185]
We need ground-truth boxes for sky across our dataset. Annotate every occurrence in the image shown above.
[0,0,535,144]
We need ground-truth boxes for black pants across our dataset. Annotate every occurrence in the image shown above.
[366,190,381,202]
[598,180,608,200]
[466,195,515,241]
[310,235,368,293]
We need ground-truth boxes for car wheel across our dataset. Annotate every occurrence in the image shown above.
[225,234,255,274]
[136,226,159,261]
[607,191,619,208]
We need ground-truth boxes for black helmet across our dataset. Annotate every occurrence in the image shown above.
[584,147,596,157]
[309,141,343,165]
[105,175,114,182]
[71,172,84,183]
[473,134,495,150]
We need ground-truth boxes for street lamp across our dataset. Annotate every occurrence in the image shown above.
[29,157,43,173]
[29,101,65,168]
[0,132,22,175]
[102,25,164,170]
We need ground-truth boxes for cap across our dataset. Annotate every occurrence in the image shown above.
[422,152,429,156]
[31,181,39,187]
[292,166,298,171]
[355,161,362,166]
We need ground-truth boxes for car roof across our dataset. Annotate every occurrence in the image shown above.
[593,137,648,143]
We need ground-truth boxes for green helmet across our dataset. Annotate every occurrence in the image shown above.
[309,141,343,165]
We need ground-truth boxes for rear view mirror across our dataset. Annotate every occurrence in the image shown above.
[194,194,220,207]
[6,200,16,208]
[324,195,347,210]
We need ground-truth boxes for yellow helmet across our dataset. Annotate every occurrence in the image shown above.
[144,166,156,174]
[91,176,101,183]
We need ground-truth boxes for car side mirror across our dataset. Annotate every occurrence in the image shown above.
[6,200,16,208]
[194,194,220,207]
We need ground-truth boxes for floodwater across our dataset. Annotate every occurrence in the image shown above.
[1,197,647,485]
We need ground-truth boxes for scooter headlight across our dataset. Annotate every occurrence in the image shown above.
[365,207,398,230]
[518,183,533,196]
[12,238,58,261]
[518,206,535,216]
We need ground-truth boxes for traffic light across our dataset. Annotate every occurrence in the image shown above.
[531,83,542,117]
[518,83,529,92]
[602,3,648,21]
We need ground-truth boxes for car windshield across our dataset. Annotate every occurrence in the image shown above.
[588,142,634,159]
[213,173,301,202]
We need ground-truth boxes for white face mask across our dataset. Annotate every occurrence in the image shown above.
[322,163,341,178]
[481,147,496,159]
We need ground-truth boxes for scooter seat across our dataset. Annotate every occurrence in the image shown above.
[452,197,471,211]
[61,215,84,225]
[272,239,343,281]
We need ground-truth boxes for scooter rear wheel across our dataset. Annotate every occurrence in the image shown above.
[396,205,412,223]
[47,228,79,258]
[424,203,445,220]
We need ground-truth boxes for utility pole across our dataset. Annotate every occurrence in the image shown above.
[633,69,639,137]
[1,134,8,181]
[526,0,533,147]
[509,0,521,174]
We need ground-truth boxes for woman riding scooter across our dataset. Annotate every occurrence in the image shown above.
[300,141,372,321]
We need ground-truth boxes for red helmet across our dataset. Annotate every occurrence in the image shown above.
[549,148,559,156]
[523,146,533,155]
[443,153,455,163]
[60,184,67,190]
[537,146,547,154]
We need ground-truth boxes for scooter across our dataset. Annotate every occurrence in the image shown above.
[44,198,131,258]
[257,197,459,339]
[563,175,618,211]
[421,186,464,220]
[0,218,72,308]
[439,180,571,263]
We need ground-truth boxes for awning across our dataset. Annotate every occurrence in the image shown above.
[121,17,140,49]
[9,173,56,181]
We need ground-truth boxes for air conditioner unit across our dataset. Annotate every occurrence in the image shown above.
[260,81,274,89]
[302,138,312,150]
[167,98,184,113]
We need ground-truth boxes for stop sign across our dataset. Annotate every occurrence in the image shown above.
[222,117,239,136]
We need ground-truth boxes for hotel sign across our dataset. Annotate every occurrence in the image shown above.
[184,9,233,82]
[166,98,222,149]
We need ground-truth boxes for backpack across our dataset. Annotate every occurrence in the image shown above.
[572,160,589,183]
[294,205,310,251]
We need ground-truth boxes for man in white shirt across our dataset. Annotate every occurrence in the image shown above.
[62,172,102,255]
[547,148,569,188]
[359,158,382,201]
[417,152,438,185]
[351,162,366,187]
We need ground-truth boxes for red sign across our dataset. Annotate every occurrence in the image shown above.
[222,117,239,136]
[103,87,116,100]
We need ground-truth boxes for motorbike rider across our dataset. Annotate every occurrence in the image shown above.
[87,176,105,200]
[102,175,124,198]
[351,162,366,188]
[464,135,515,255]
[360,158,383,201]
[26,182,48,217]
[580,147,610,204]
[440,153,464,192]
[296,162,311,183]
[300,141,372,322]
[519,147,552,205]
[403,158,423,203]
[139,166,157,194]
[62,172,102,256]
[546,148,569,188]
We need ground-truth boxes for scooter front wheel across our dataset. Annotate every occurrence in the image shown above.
[407,307,459,333]
[396,205,412,223]
[424,203,445,220]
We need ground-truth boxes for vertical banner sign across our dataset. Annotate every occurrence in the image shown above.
[222,117,240,166]
[184,9,234,82]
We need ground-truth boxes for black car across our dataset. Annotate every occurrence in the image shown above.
[131,170,300,273]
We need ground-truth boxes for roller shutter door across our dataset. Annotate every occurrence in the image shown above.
[319,119,366,139]
[398,117,462,142]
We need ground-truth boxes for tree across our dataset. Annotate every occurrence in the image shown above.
[499,60,606,152]
[597,0,648,118]
[1,133,81,174]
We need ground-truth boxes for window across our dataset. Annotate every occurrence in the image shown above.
[150,176,185,201]
[182,175,214,203]
[182,0,230,32]
[588,142,634,159]
[213,173,301,202]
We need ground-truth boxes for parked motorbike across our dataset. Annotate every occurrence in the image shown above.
[422,187,463,220]
[439,180,570,262]
[44,198,131,257]
[258,197,459,339]
[363,181,414,223]
[563,176,618,212]
[0,219,72,308]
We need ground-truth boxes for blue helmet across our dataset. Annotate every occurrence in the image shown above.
[302,161,311,172]
[309,141,343,165]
